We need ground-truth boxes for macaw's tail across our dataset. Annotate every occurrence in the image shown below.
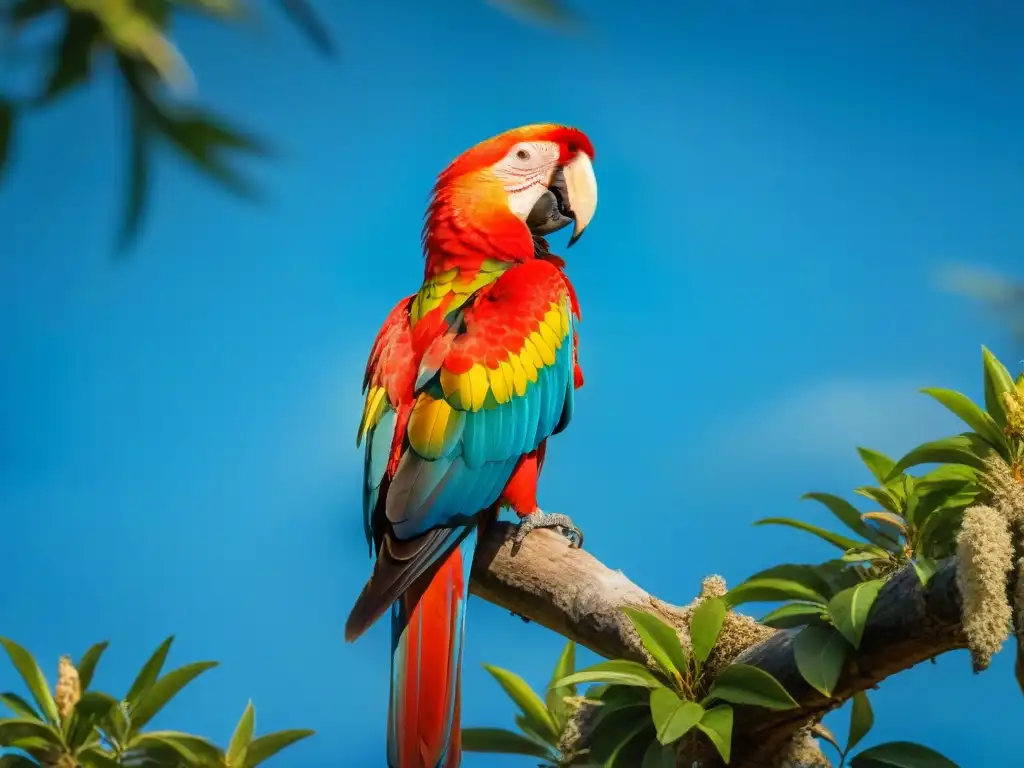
[387,528,477,768]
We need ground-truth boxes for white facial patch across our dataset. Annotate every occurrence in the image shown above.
[492,141,561,221]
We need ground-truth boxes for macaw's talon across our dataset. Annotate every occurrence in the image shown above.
[510,511,584,555]
[510,610,532,624]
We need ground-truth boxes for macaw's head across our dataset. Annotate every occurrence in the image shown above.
[425,124,598,266]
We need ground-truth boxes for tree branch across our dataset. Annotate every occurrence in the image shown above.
[470,522,967,767]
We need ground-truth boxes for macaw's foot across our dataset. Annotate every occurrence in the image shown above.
[510,610,532,624]
[511,510,584,555]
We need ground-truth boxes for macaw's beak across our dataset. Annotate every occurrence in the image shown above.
[525,152,598,247]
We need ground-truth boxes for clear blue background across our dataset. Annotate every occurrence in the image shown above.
[2,0,1023,765]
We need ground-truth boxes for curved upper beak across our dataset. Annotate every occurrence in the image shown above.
[561,151,598,247]
[524,151,599,246]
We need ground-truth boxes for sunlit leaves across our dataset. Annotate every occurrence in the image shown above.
[696,705,733,764]
[888,433,993,478]
[75,642,109,692]
[244,728,315,767]
[827,580,884,649]
[546,640,576,731]
[725,564,832,608]
[982,345,1015,428]
[554,659,662,690]
[622,608,689,681]
[920,388,1006,451]
[753,517,864,551]
[847,691,874,755]
[481,664,559,744]
[689,597,726,664]
[706,664,798,710]
[648,688,702,745]
[0,638,59,725]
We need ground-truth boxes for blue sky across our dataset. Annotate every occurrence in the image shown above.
[1,0,1022,765]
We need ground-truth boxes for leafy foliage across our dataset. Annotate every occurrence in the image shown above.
[467,603,796,765]
[0,0,579,249]
[0,636,312,766]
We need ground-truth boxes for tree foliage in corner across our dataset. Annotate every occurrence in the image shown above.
[465,601,801,766]
[0,635,313,766]
[0,0,578,250]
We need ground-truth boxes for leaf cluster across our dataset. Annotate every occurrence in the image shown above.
[725,348,1023,700]
[0,635,312,766]
[465,601,797,766]
[0,0,333,248]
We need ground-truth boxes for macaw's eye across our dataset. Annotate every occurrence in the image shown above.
[516,149,531,161]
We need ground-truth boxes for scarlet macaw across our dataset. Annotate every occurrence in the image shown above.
[345,124,598,768]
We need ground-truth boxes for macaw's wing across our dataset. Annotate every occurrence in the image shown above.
[356,295,417,554]
[346,259,579,639]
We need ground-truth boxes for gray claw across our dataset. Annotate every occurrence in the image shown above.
[511,511,584,555]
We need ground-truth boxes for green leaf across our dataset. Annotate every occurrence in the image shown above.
[0,693,39,720]
[150,108,265,199]
[850,741,959,768]
[546,640,576,731]
[0,638,59,725]
[648,688,703,745]
[119,92,152,251]
[514,714,553,751]
[622,608,689,680]
[921,388,1006,450]
[244,729,315,767]
[76,641,109,692]
[482,664,559,744]
[725,564,832,607]
[917,501,971,559]
[793,625,849,696]
[228,701,255,766]
[276,0,336,55]
[66,691,118,750]
[983,345,1015,428]
[828,580,885,649]
[128,731,224,764]
[641,740,678,768]
[42,12,102,101]
[129,661,219,730]
[706,664,798,710]
[0,102,11,185]
[760,602,826,629]
[846,691,874,755]
[853,486,904,515]
[0,716,63,750]
[690,597,727,663]
[856,447,898,484]
[460,727,554,759]
[126,636,174,705]
[801,493,880,545]
[753,517,864,551]
[696,705,733,764]
[912,558,940,586]
[888,433,993,479]
[553,659,663,690]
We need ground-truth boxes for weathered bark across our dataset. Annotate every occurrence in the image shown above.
[470,522,967,767]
